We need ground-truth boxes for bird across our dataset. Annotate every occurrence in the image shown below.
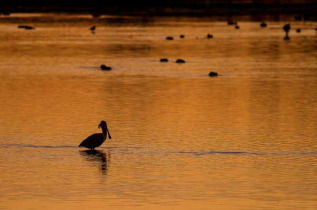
[176,59,185,63]
[100,64,112,71]
[209,72,218,77]
[283,24,291,40]
[160,58,168,62]
[166,36,174,40]
[79,121,111,150]
[90,25,96,33]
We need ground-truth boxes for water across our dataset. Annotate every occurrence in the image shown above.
[0,14,316,209]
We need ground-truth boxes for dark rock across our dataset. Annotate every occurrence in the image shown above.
[166,36,174,40]
[209,72,218,77]
[176,59,185,63]
[100,64,112,71]
[260,22,267,27]
[160,58,168,62]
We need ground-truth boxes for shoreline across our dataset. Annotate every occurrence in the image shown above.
[0,3,316,20]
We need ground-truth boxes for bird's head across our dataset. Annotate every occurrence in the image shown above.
[98,120,111,139]
[98,120,107,129]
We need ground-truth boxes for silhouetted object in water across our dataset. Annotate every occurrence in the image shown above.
[160,58,168,62]
[79,121,111,150]
[206,34,213,39]
[180,34,185,38]
[25,26,35,30]
[90,25,96,32]
[296,28,301,33]
[176,59,185,63]
[260,22,267,27]
[80,150,110,175]
[166,36,174,40]
[100,64,112,71]
[283,24,291,40]
[209,72,218,77]
[235,25,240,29]
[227,21,237,25]
[18,25,35,30]
[295,15,302,21]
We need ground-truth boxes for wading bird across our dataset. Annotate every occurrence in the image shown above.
[283,24,291,40]
[79,121,111,150]
[90,25,96,32]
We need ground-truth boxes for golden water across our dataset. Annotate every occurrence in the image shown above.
[0,14,316,209]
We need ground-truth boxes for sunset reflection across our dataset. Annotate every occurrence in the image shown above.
[0,1,316,210]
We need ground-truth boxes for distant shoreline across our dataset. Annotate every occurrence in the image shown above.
[0,3,316,20]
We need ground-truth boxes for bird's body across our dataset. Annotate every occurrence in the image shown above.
[79,121,111,150]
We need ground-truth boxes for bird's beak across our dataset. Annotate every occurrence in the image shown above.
[107,129,112,139]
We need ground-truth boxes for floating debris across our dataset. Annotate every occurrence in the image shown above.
[235,25,240,29]
[206,34,213,39]
[180,34,185,39]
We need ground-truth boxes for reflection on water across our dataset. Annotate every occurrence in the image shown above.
[0,14,316,210]
[80,150,110,175]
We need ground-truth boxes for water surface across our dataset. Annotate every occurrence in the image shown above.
[0,14,316,209]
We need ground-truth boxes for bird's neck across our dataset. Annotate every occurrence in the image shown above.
[101,126,108,136]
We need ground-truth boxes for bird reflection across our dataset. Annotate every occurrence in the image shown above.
[80,150,110,175]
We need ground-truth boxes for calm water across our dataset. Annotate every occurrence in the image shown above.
[0,14,316,209]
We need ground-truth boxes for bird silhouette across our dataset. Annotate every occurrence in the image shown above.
[90,25,96,31]
[79,121,111,150]
[283,24,291,40]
